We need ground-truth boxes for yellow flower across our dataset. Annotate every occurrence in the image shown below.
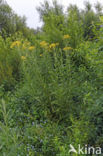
[63,35,70,39]
[63,47,72,51]
[40,41,48,48]
[40,54,43,57]
[10,41,21,48]
[28,46,35,51]
[49,43,59,49]
[21,56,26,60]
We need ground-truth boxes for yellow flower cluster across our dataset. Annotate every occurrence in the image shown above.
[10,41,21,48]
[40,54,43,57]
[63,34,70,39]
[21,56,26,60]
[63,47,72,51]
[40,41,48,48]
[28,46,35,51]
[49,43,59,49]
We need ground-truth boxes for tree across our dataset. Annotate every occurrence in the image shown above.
[81,1,102,39]
[95,2,103,15]
[0,0,30,37]
[37,0,65,44]
[67,4,83,47]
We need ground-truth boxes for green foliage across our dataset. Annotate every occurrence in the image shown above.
[0,0,33,38]
[0,0,103,155]
[0,36,22,91]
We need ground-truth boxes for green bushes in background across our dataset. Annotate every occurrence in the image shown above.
[0,0,103,155]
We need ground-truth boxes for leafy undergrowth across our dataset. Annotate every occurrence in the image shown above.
[1,0,103,155]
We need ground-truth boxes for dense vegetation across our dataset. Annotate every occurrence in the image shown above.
[0,0,103,155]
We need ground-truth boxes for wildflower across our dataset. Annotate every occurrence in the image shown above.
[40,41,48,48]
[28,46,35,51]
[63,47,72,51]
[49,43,59,49]
[63,34,70,39]
[10,41,21,48]
[21,56,26,60]
[40,54,43,57]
